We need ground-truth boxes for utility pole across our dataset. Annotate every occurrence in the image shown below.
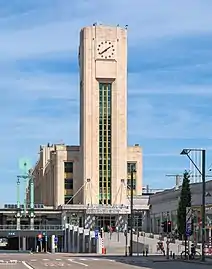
[202,149,206,262]
[129,164,135,256]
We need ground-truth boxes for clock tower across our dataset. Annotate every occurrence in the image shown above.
[79,25,127,205]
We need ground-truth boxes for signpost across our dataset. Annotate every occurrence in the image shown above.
[95,230,99,240]
[186,223,192,237]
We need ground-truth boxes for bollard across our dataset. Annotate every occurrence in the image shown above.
[172,253,175,259]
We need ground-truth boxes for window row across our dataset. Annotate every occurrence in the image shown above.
[99,89,111,95]
[127,162,136,173]
[127,181,136,190]
[99,96,111,101]
[64,162,73,173]
[64,182,73,189]
[99,126,111,131]
[64,196,73,204]
[99,165,111,171]
[99,159,111,164]
[99,136,111,141]
[99,199,111,205]
[99,183,111,188]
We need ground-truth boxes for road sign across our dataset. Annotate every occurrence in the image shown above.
[186,223,192,236]
[54,236,58,243]
[186,207,193,224]
[95,230,99,239]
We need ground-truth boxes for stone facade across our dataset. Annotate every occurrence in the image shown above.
[31,25,143,208]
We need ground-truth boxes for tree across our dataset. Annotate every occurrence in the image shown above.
[177,170,191,239]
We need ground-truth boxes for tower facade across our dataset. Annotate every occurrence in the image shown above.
[79,25,128,205]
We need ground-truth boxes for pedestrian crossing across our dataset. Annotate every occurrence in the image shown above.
[26,257,116,267]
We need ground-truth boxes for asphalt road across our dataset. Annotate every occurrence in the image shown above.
[0,253,210,268]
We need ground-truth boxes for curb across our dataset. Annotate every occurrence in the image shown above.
[183,260,212,266]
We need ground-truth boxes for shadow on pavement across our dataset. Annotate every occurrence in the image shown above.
[61,254,180,268]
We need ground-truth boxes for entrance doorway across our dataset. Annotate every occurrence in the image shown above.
[95,216,115,231]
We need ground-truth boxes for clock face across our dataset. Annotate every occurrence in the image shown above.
[96,41,116,59]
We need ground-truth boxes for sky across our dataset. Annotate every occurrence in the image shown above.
[1,0,212,204]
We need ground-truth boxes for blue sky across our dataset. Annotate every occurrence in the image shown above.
[1,0,212,204]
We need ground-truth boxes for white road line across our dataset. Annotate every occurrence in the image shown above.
[22,261,34,269]
[56,258,62,260]
[79,258,87,260]
[30,259,37,261]
[43,258,50,261]
[91,258,99,261]
[68,258,88,267]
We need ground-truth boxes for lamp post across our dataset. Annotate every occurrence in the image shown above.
[180,148,206,262]
[129,164,136,256]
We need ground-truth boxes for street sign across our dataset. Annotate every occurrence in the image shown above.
[54,236,58,243]
[186,207,193,224]
[95,230,99,239]
[186,223,192,236]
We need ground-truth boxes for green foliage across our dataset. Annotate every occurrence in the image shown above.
[177,170,191,238]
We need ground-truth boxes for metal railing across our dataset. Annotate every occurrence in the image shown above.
[0,225,63,230]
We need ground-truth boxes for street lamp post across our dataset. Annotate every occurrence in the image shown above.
[129,164,136,256]
[180,148,206,262]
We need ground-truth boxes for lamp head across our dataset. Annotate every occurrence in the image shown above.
[180,149,191,155]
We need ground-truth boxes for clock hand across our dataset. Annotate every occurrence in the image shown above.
[99,46,111,55]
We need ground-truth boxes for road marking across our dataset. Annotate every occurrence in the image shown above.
[30,259,37,261]
[22,261,34,269]
[43,258,50,261]
[91,258,100,261]
[79,258,87,260]
[56,258,62,260]
[68,259,88,267]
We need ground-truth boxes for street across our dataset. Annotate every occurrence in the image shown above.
[0,253,210,268]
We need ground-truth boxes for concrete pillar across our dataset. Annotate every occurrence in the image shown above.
[64,223,69,252]
[22,237,26,251]
[68,225,73,252]
[51,235,55,253]
[78,227,84,253]
[83,229,90,253]
[90,231,96,253]
[73,226,78,252]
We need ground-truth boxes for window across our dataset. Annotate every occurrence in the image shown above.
[99,83,112,205]
[127,162,136,173]
[64,180,73,189]
[64,196,73,204]
[64,162,73,173]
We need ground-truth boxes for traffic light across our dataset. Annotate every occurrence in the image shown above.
[162,221,167,233]
[167,221,172,233]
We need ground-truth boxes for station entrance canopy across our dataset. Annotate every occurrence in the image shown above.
[59,204,131,214]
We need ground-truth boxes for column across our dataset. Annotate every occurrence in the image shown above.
[22,237,26,251]
[51,235,55,253]
[78,227,84,253]
[68,225,73,252]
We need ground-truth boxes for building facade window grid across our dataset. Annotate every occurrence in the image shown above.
[127,162,137,195]
[99,83,111,205]
[64,161,73,204]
